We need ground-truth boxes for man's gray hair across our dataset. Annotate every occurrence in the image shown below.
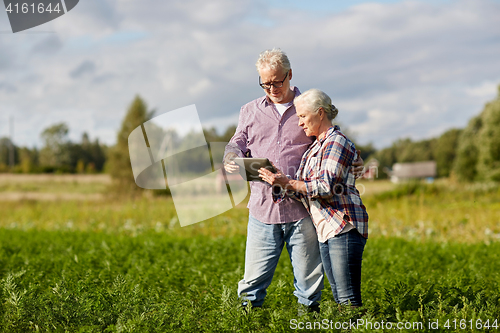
[255,48,291,74]
[294,89,339,121]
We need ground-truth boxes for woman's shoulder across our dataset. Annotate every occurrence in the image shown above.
[325,126,356,151]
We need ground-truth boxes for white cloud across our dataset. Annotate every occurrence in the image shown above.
[465,81,498,99]
[0,0,499,149]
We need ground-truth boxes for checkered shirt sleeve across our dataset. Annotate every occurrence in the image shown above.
[273,127,368,238]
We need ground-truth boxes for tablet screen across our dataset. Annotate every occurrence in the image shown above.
[232,158,277,182]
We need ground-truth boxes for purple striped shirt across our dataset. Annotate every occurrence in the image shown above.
[224,87,314,223]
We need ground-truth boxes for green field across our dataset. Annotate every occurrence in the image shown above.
[1,175,500,332]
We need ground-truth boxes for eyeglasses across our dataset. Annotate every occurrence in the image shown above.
[259,72,288,90]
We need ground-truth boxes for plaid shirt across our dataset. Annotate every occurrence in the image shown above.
[277,125,368,238]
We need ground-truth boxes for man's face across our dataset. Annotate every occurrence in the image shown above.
[258,66,292,104]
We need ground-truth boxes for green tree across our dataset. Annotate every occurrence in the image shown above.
[453,86,500,182]
[106,95,154,195]
[369,138,412,178]
[18,147,38,173]
[0,137,18,171]
[39,123,71,171]
[71,132,107,173]
[88,139,107,172]
[453,117,482,182]
[203,127,219,143]
[355,142,376,162]
[369,138,438,179]
[433,128,462,178]
[477,88,500,181]
[399,139,435,163]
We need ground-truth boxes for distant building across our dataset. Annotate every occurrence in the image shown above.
[387,161,437,183]
[362,159,379,180]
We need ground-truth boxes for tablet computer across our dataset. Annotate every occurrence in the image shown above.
[233,158,277,182]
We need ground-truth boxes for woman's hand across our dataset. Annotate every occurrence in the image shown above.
[258,167,289,188]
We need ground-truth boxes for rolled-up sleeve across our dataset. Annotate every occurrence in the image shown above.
[303,135,354,199]
[223,107,250,161]
[271,177,303,204]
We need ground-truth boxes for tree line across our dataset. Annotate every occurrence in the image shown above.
[368,85,500,182]
[0,96,236,178]
[0,123,107,174]
[367,129,461,179]
[2,86,499,185]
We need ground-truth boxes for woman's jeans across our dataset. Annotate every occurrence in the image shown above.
[237,214,324,307]
[319,229,367,307]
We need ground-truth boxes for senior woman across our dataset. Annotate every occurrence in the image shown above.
[259,88,368,307]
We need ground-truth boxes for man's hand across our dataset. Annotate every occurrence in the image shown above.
[223,152,240,174]
[352,150,365,179]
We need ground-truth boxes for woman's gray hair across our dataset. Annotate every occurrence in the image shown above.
[294,89,338,121]
[255,48,291,74]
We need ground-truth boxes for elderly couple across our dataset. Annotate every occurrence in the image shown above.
[223,48,368,312]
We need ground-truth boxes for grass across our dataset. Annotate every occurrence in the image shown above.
[1,174,500,331]
[0,197,249,238]
[1,230,500,332]
[2,176,499,243]
[361,179,500,243]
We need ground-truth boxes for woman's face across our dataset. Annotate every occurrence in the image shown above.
[296,102,322,137]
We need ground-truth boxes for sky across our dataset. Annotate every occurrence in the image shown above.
[1,0,500,149]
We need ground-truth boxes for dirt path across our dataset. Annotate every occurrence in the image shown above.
[0,192,105,201]
[0,173,111,201]
[0,174,111,183]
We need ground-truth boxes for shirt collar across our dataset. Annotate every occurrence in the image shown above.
[261,86,301,107]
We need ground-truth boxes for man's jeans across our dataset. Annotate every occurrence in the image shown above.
[319,229,367,307]
[237,214,323,307]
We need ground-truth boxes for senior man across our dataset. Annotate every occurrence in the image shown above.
[224,48,363,312]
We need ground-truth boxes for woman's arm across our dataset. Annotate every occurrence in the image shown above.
[259,133,355,198]
[258,168,308,195]
[303,134,355,199]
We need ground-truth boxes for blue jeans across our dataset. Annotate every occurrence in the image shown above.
[319,229,367,307]
[238,214,323,307]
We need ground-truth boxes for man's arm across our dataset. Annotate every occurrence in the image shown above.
[223,107,250,173]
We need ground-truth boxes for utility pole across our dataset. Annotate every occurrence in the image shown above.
[9,116,14,169]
